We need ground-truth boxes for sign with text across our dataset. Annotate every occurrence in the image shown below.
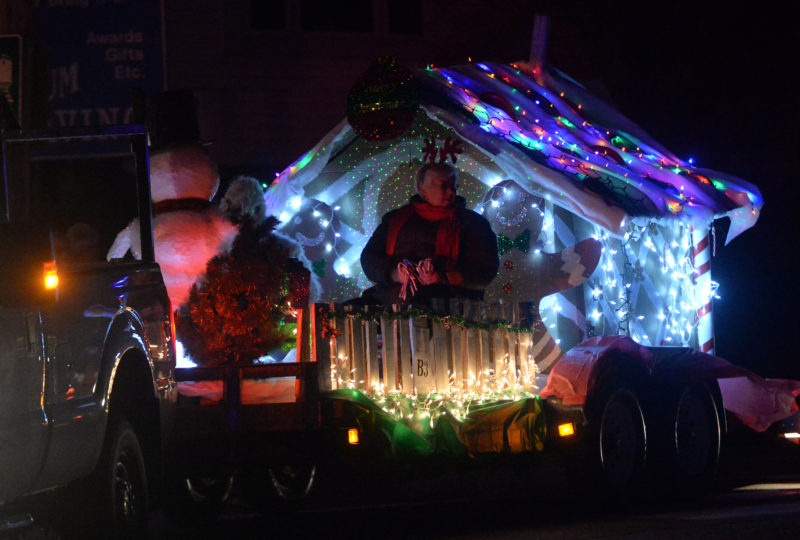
[35,0,164,128]
[0,35,22,125]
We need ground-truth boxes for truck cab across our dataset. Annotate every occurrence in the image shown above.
[0,125,175,535]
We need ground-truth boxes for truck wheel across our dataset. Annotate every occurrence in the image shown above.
[597,387,647,492]
[93,419,149,539]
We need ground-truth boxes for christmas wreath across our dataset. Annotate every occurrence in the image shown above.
[175,217,310,366]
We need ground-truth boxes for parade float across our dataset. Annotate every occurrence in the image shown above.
[179,58,799,498]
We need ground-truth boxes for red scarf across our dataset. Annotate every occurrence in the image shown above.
[385,199,462,269]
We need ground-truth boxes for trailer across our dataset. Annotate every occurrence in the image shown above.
[162,58,800,515]
[304,299,730,495]
[242,57,800,497]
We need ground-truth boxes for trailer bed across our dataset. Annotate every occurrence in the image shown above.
[169,362,322,474]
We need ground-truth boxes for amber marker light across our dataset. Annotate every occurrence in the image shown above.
[347,428,359,445]
[558,423,575,437]
[43,261,59,290]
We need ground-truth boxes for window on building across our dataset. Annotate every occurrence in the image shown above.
[250,0,287,31]
[300,0,373,33]
[388,0,421,34]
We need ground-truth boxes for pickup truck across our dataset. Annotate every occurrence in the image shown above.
[0,123,346,536]
[0,125,175,537]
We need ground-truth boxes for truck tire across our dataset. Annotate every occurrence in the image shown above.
[22,420,147,539]
[597,387,648,492]
[89,419,149,539]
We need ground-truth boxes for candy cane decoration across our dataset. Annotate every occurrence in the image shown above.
[691,224,714,354]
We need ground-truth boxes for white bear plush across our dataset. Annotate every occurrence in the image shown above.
[219,175,268,225]
[107,143,238,311]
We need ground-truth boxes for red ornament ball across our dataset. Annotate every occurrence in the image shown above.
[347,57,419,141]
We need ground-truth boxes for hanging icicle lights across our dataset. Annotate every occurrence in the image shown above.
[583,219,719,348]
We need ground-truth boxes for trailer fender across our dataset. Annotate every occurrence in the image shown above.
[644,347,800,432]
[542,337,800,433]
[540,335,654,406]
[717,375,800,432]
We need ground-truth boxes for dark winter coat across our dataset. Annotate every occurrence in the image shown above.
[360,195,499,306]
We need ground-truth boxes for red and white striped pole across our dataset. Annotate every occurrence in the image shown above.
[691,224,714,354]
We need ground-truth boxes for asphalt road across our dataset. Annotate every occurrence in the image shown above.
[11,425,798,539]
[148,426,800,540]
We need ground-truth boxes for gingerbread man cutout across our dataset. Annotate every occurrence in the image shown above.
[481,179,601,372]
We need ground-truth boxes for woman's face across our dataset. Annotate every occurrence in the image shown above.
[418,171,457,207]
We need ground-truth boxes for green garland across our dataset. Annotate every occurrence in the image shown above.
[328,306,543,334]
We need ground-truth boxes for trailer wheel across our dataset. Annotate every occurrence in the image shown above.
[163,474,234,524]
[666,383,721,487]
[240,463,316,515]
[269,464,316,501]
[185,475,235,506]
[597,387,648,492]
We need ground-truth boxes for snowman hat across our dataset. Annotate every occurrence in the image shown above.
[146,89,212,152]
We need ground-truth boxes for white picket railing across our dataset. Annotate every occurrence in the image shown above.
[310,300,546,395]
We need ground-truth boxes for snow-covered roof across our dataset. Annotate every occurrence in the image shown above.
[267,60,761,245]
[413,61,761,242]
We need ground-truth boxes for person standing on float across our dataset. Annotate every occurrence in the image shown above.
[360,162,499,306]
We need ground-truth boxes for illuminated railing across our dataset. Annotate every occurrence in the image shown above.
[310,300,544,396]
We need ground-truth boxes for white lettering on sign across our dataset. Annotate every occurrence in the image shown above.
[52,106,133,127]
[86,29,143,45]
[49,62,80,99]
[114,65,143,80]
[105,48,144,62]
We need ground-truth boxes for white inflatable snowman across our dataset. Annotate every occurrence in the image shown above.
[107,92,238,312]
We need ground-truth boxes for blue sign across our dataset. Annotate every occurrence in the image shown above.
[35,0,164,128]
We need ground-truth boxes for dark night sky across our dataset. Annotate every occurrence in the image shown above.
[398,1,799,377]
[558,5,799,378]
